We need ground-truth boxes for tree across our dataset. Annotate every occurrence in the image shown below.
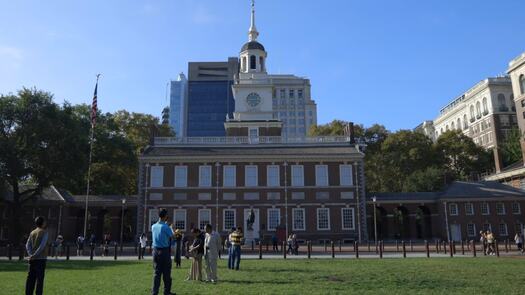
[0,88,88,243]
[403,166,446,192]
[500,128,523,167]
[435,130,493,179]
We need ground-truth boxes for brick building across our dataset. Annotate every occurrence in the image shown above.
[0,185,137,244]
[138,138,367,244]
[368,181,525,242]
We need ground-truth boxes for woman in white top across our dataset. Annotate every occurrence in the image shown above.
[139,233,148,259]
[515,233,523,253]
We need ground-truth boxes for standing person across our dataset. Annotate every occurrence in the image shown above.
[187,228,204,281]
[479,231,487,255]
[287,235,293,255]
[151,208,176,295]
[514,233,523,253]
[225,227,235,269]
[174,229,182,268]
[204,224,222,283]
[292,234,299,255]
[486,231,495,255]
[271,234,279,252]
[54,235,64,259]
[139,233,148,259]
[25,216,49,295]
[76,235,85,256]
[230,227,244,271]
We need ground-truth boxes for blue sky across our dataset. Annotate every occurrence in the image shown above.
[1,0,524,131]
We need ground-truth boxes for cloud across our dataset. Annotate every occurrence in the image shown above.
[0,45,24,69]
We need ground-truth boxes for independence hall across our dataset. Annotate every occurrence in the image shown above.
[138,135,367,244]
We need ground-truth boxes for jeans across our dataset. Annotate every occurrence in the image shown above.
[25,259,46,295]
[151,248,172,295]
[227,247,233,269]
[232,245,241,270]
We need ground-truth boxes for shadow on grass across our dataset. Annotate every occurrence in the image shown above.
[0,260,142,272]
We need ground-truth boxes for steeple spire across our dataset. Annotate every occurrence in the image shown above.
[248,0,259,42]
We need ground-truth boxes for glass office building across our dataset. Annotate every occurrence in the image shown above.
[169,73,187,137]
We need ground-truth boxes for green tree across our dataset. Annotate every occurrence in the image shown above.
[435,130,493,179]
[499,128,523,166]
[403,166,446,192]
[0,89,88,243]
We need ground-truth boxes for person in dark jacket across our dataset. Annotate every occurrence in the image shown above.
[174,229,183,268]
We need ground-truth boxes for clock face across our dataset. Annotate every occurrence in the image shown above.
[246,92,262,108]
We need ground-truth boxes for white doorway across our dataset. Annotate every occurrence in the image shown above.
[450,224,462,242]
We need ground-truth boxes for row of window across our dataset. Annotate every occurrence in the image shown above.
[465,222,522,237]
[273,88,305,100]
[149,164,354,188]
[148,191,355,201]
[448,202,521,216]
[148,207,355,232]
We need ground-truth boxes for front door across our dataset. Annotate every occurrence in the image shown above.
[450,224,462,242]
[243,208,260,244]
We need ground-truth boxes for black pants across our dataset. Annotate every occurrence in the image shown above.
[25,259,46,295]
[152,248,172,295]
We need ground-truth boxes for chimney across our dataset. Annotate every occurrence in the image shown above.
[348,122,355,144]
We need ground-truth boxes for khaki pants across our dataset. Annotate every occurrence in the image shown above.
[205,254,218,281]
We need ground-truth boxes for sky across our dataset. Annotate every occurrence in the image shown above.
[1,0,524,131]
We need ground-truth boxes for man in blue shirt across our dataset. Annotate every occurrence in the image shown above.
[151,208,176,295]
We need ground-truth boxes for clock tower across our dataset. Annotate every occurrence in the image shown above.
[225,0,283,138]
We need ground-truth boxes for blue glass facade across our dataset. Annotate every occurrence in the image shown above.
[169,74,187,137]
[187,81,235,137]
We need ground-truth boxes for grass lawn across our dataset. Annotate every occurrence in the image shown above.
[1,258,524,294]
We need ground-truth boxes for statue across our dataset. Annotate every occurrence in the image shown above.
[246,209,255,231]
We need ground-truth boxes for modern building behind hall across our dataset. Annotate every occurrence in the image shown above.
[169,73,188,137]
[417,76,517,172]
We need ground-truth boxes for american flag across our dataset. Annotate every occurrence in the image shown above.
[91,75,100,126]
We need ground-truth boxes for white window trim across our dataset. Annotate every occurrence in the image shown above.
[339,164,353,186]
[150,166,164,188]
[245,165,258,187]
[174,166,188,188]
[315,165,329,187]
[199,165,212,187]
[173,209,187,231]
[341,208,355,230]
[198,209,211,231]
[496,203,506,215]
[149,193,163,201]
[467,223,476,237]
[512,202,521,215]
[465,203,474,216]
[267,165,280,187]
[223,165,236,187]
[198,193,211,201]
[291,165,304,187]
[499,223,508,236]
[481,203,490,215]
[449,203,459,216]
[223,209,236,231]
[292,208,305,231]
[316,208,331,231]
[148,209,159,230]
[267,208,281,231]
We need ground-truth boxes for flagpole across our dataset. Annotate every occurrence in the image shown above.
[83,74,100,239]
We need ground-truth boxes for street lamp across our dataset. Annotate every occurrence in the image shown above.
[372,196,378,252]
[215,162,221,230]
[143,163,150,234]
[120,198,126,252]
[283,161,289,239]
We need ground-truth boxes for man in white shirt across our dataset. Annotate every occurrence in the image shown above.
[204,224,222,283]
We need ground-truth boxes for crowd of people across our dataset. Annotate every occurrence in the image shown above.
[479,230,525,255]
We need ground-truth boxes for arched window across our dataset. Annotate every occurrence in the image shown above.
[482,97,488,114]
[242,57,247,72]
[259,56,264,71]
[519,74,525,94]
[510,94,515,111]
[476,101,481,118]
[463,114,468,129]
[498,94,507,112]
[250,55,256,70]
[440,128,444,134]
[451,122,455,130]
[446,125,449,131]
[456,118,461,130]
[470,105,475,121]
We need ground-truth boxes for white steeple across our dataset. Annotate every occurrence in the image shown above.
[248,0,259,41]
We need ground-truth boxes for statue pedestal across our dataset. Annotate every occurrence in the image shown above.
[244,229,257,245]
